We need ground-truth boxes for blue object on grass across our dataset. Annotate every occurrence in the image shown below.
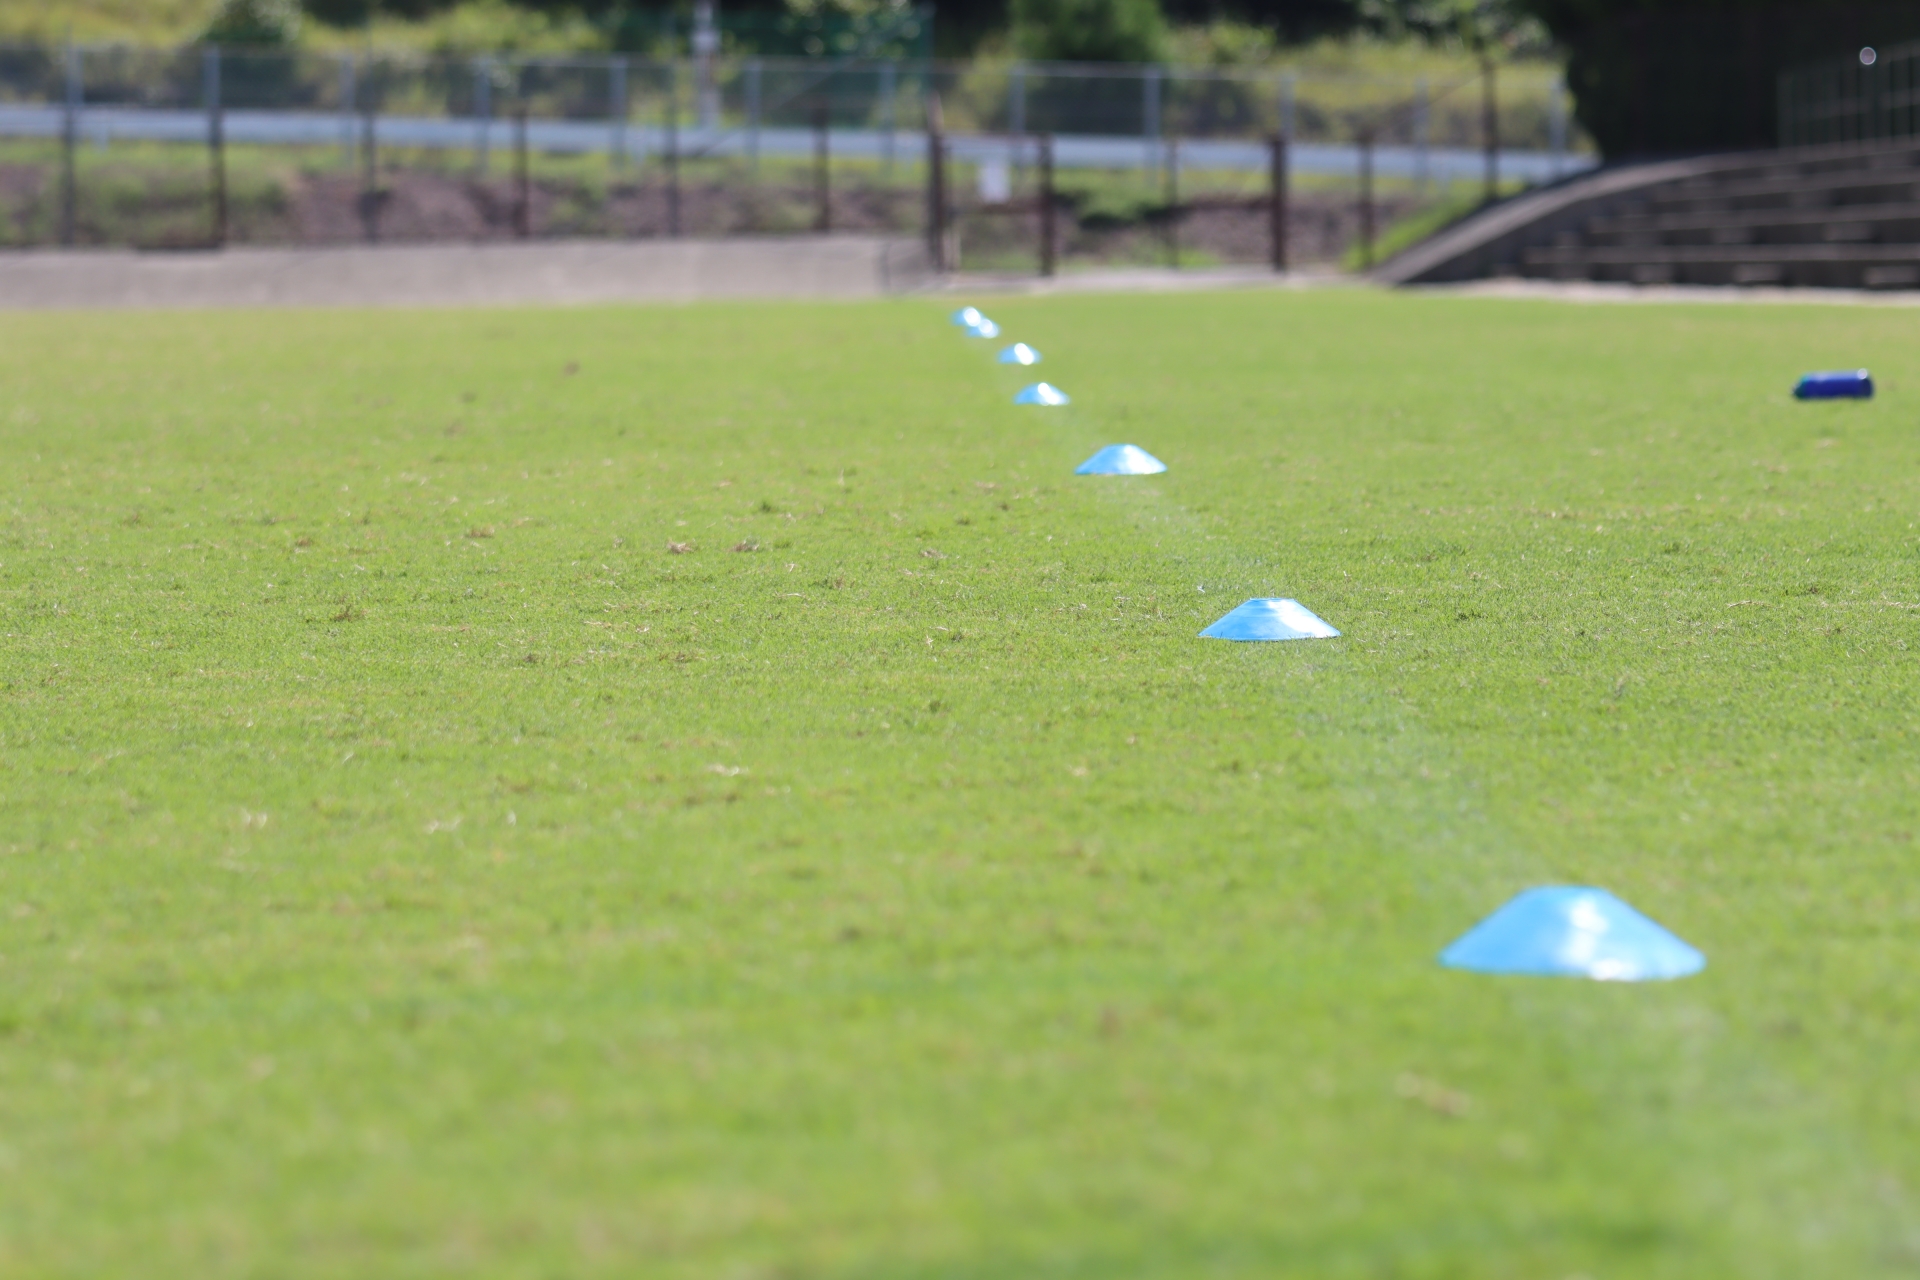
[1439,886,1704,981]
[951,306,983,327]
[1199,598,1339,640]
[1014,382,1069,406]
[1075,444,1166,475]
[1794,369,1873,399]
[998,343,1042,365]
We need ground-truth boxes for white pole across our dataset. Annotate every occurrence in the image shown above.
[693,0,719,130]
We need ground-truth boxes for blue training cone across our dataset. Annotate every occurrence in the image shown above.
[1014,382,1070,406]
[1076,444,1166,475]
[951,306,984,327]
[1199,598,1339,640]
[998,343,1042,365]
[1440,886,1704,982]
[967,317,1001,338]
[1794,369,1872,399]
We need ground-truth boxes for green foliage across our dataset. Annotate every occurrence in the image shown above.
[1167,18,1278,66]
[202,0,303,45]
[1343,183,1488,268]
[1011,0,1169,62]
[1358,0,1548,57]
[1,293,1919,1273]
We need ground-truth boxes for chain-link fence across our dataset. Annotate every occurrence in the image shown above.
[0,42,1591,270]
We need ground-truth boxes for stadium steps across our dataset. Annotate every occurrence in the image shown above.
[1375,137,1920,289]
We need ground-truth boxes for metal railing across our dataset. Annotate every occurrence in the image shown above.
[1779,41,1920,146]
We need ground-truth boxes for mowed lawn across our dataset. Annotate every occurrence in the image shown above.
[2,288,1919,1278]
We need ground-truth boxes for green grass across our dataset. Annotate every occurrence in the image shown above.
[1347,184,1509,271]
[3,289,1919,1277]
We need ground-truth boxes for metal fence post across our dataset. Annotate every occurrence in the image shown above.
[1357,128,1375,270]
[746,59,762,174]
[926,90,946,271]
[1038,133,1055,277]
[1143,65,1161,170]
[340,54,355,168]
[1777,67,1792,148]
[666,60,682,237]
[359,73,379,244]
[205,45,226,248]
[610,57,627,169]
[515,105,531,237]
[880,60,896,174]
[1163,134,1178,268]
[1010,62,1026,136]
[474,57,491,173]
[1542,81,1565,182]
[693,0,719,129]
[1268,134,1287,273]
[1280,71,1295,146]
[813,100,831,233]
[1481,55,1499,204]
[1414,77,1429,190]
[60,41,79,247]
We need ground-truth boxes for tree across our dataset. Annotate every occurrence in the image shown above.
[1357,0,1544,56]
[205,0,304,45]
[1508,0,1920,156]
[1011,0,1171,62]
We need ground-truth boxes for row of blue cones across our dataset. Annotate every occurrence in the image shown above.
[950,305,1706,982]
[954,308,1169,473]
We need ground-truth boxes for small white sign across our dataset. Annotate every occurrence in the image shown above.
[978,158,1011,205]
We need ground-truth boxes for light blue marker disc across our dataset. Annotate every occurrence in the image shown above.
[1440,886,1705,981]
[998,343,1042,365]
[951,306,983,327]
[966,317,1001,338]
[1013,382,1069,406]
[1199,598,1338,640]
[1075,444,1166,475]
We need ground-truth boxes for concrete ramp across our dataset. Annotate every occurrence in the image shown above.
[0,235,934,310]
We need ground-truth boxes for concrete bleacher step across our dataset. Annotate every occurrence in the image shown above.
[1645,172,1920,216]
[1376,136,1920,290]
[1520,242,1920,288]
[1586,203,1920,248]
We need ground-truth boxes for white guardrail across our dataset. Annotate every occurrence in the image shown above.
[0,103,1595,184]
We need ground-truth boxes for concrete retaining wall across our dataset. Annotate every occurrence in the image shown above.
[0,235,934,310]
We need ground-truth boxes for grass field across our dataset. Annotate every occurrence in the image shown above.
[3,288,1919,1277]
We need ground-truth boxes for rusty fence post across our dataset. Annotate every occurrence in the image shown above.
[1357,128,1376,270]
[926,92,946,271]
[359,96,379,243]
[206,46,226,248]
[514,105,531,237]
[666,60,681,237]
[1038,134,1055,277]
[1268,133,1288,272]
[60,43,79,247]
[1163,135,1179,269]
[1481,54,1499,204]
[813,100,831,233]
